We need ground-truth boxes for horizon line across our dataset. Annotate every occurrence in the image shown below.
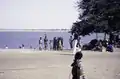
[0,29,71,32]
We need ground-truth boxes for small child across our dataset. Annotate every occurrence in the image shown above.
[71,51,85,79]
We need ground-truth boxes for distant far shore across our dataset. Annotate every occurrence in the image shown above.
[0,29,70,32]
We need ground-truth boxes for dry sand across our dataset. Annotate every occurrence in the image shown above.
[0,49,120,79]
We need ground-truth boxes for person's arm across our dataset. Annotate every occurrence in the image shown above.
[80,62,86,79]
[71,60,76,67]
[69,38,71,43]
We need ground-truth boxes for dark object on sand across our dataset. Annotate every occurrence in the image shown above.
[106,44,113,52]
[102,40,108,47]
[92,40,103,52]
[82,39,98,50]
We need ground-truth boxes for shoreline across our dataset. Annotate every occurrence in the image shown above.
[0,29,70,32]
[0,48,120,53]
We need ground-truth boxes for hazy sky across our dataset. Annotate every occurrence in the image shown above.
[0,0,79,29]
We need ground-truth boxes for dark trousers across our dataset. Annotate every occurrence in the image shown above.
[70,42,73,49]
[72,75,80,79]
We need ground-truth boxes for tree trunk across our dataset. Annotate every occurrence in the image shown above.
[104,33,107,40]
[109,33,114,44]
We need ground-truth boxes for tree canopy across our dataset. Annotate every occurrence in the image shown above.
[71,0,120,36]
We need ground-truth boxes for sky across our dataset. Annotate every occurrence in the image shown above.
[0,0,79,29]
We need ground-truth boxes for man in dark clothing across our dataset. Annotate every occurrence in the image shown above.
[53,37,57,50]
[56,37,60,50]
[44,34,48,50]
[73,32,79,40]
[22,44,24,49]
[69,36,73,49]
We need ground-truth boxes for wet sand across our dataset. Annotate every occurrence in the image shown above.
[0,49,120,79]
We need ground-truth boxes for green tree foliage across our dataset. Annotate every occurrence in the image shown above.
[71,20,95,36]
[71,0,120,36]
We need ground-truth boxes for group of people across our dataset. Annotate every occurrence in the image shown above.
[82,39,114,52]
[93,39,114,52]
[38,34,64,50]
[52,37,63,50]
[4,34,73,50]
[39,34,48,50]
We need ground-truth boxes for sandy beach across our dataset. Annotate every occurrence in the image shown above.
[0,49,120,79]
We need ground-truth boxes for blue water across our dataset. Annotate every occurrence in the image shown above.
[0,32,108,49]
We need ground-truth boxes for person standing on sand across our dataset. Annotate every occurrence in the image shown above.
[60,37,64,50]
[53,37,57,50]
[49,40,53,50]
[22,44,24,49]
[44,34,48,50]
[58,37,63,50]
[72,31,80,54]
[69,36,73,49]
[39,37,43,50]
[57,37,63,50]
